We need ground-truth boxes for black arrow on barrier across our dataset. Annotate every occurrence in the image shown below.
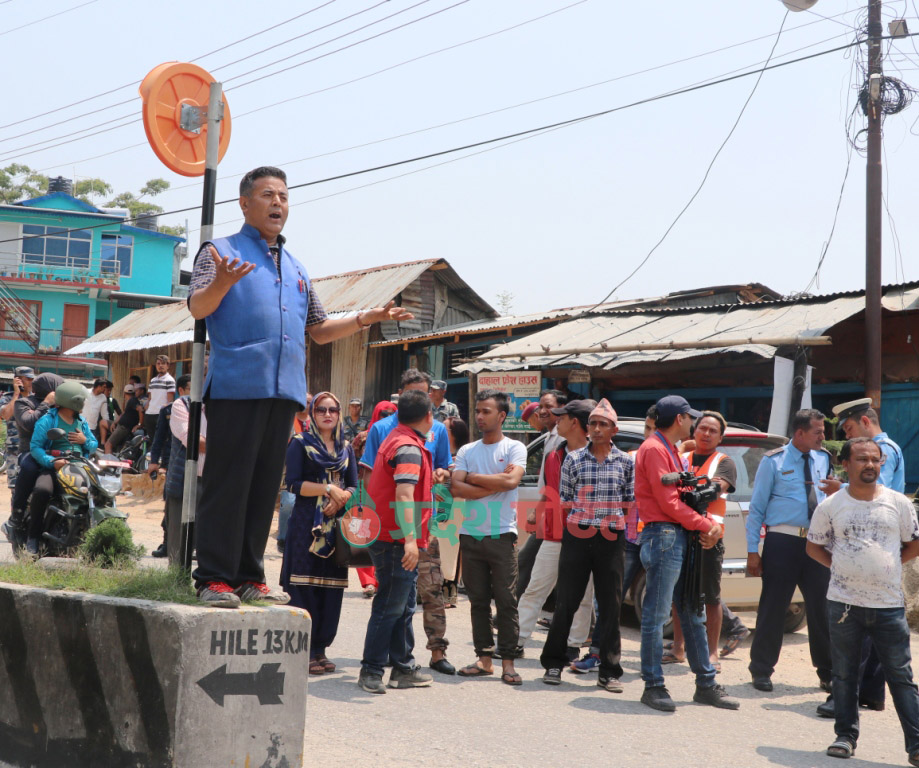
[197,663,285,706]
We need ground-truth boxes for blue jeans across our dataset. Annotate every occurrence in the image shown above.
[827,600,919,753]
[639,522,716,689]
[360,540,418,677]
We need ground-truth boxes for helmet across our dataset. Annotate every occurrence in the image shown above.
[55,381,89,413]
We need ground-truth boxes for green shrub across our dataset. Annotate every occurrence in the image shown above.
[80,519,145,568]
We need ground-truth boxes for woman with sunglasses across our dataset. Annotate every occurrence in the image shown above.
[280,392,357,675]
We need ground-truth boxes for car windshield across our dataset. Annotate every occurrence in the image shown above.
[722,437,787,502]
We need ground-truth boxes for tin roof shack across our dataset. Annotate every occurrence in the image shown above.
[371,283,782,424]
[64,301,191,393]
[307,258,496,408]
[66,257,497,406]
[458,282,919,489]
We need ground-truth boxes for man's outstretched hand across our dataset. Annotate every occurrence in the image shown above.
[210,245,256,288]
[363,301,414,324]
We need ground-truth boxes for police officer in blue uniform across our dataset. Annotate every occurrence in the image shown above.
[188,166,413,608]
[832,397,905,493]
[745,408,838,697]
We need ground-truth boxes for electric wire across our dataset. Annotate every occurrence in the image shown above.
[571,11,792,320]
[0,31,878,248]
[32,11,857,195]
[0,0,352,131]
[10,4,858,171]
[0,0,97,39]
[0,0,470,159]
[225,0,470,90]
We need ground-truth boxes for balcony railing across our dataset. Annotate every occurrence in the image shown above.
[0,328,103,358]
[0,260,121,289]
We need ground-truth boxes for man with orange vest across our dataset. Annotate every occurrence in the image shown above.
[663,411,737,673]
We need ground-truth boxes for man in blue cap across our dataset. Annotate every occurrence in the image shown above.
[635,394,739,712]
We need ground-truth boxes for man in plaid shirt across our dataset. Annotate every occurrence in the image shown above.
[540,398,633,693]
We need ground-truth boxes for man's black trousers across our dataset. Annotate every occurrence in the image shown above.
[540,524,624,678]
[749,531,832,683]
[192,397,298,590]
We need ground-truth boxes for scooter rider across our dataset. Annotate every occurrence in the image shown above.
[25,382,97,556]
[2,373,63,549]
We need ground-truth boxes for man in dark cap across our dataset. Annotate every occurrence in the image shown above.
[635,395,738,712]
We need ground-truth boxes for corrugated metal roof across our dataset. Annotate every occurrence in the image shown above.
[67,330,194,355]
[369,309,576,347]
[311,259,438,313]
[457,286,919,373]
[63,302,194,355]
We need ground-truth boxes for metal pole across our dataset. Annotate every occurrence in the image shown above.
[180,82,223,572]
[865,0,884,414]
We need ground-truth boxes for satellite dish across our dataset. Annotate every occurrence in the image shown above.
[779,0,819,10]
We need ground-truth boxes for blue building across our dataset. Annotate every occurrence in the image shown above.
[0,188,184,379]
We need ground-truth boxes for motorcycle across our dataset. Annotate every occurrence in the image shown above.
[26,427,132,557]
[115,428,151,474]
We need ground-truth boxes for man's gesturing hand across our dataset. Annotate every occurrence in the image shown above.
[363,300,415,325]
[210,245,255,288]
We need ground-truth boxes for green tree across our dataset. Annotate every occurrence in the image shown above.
[0,163,48,204]
[72,178,113,203]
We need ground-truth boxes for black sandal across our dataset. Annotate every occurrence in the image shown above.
[826,740,855,759]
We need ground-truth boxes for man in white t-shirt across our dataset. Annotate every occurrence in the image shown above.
[806,437,919,763]
[450,389,527,686]
[144,354,176,437]
[83,378,108,440]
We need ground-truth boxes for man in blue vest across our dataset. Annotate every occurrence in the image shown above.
[188,166,412,608]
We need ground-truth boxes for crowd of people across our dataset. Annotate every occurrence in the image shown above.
[3,164,918,766]
[274,377,919,766]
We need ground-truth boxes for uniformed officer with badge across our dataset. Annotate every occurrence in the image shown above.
[832,397,905,493]
[745,408,839,702]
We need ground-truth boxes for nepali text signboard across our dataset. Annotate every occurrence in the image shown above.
[477,372,541,432]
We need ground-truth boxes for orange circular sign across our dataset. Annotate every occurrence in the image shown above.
[138,62,231,177]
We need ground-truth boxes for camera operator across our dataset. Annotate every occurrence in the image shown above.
[635,395,739,712]
[665,411,736,672]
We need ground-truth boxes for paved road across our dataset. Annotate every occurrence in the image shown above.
[1,482,916,768]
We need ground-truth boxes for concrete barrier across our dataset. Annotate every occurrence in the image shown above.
[0,582,310,768]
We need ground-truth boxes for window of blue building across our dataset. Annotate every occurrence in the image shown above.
[21,225,91,268]
[101,233,133,276]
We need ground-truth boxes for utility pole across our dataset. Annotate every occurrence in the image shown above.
[865,0,884,414]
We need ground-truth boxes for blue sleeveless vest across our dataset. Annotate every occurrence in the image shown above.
[203,224,310,406]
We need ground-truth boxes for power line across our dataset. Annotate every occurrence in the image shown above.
[0,0,97,38]
[0,0,348,132]
[226,0,468,90]
[189,0,340,63]
[209,0,390,74]
[9,2,857,171]
[35,7,852,195]
[574,11,792,317]
[0,0,466,160]
[0,33,883,247]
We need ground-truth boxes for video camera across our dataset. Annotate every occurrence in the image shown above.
[661,471,720,515]
[661,471,722,617]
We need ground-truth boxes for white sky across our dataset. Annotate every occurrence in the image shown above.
[3,0,919,314]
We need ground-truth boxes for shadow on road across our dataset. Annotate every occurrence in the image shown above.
[757,745,892,768]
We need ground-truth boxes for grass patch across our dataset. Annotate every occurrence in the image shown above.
[0,560,199,605]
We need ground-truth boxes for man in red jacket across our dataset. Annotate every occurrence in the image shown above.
[358,390,436,695]
[635,395,739,712]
